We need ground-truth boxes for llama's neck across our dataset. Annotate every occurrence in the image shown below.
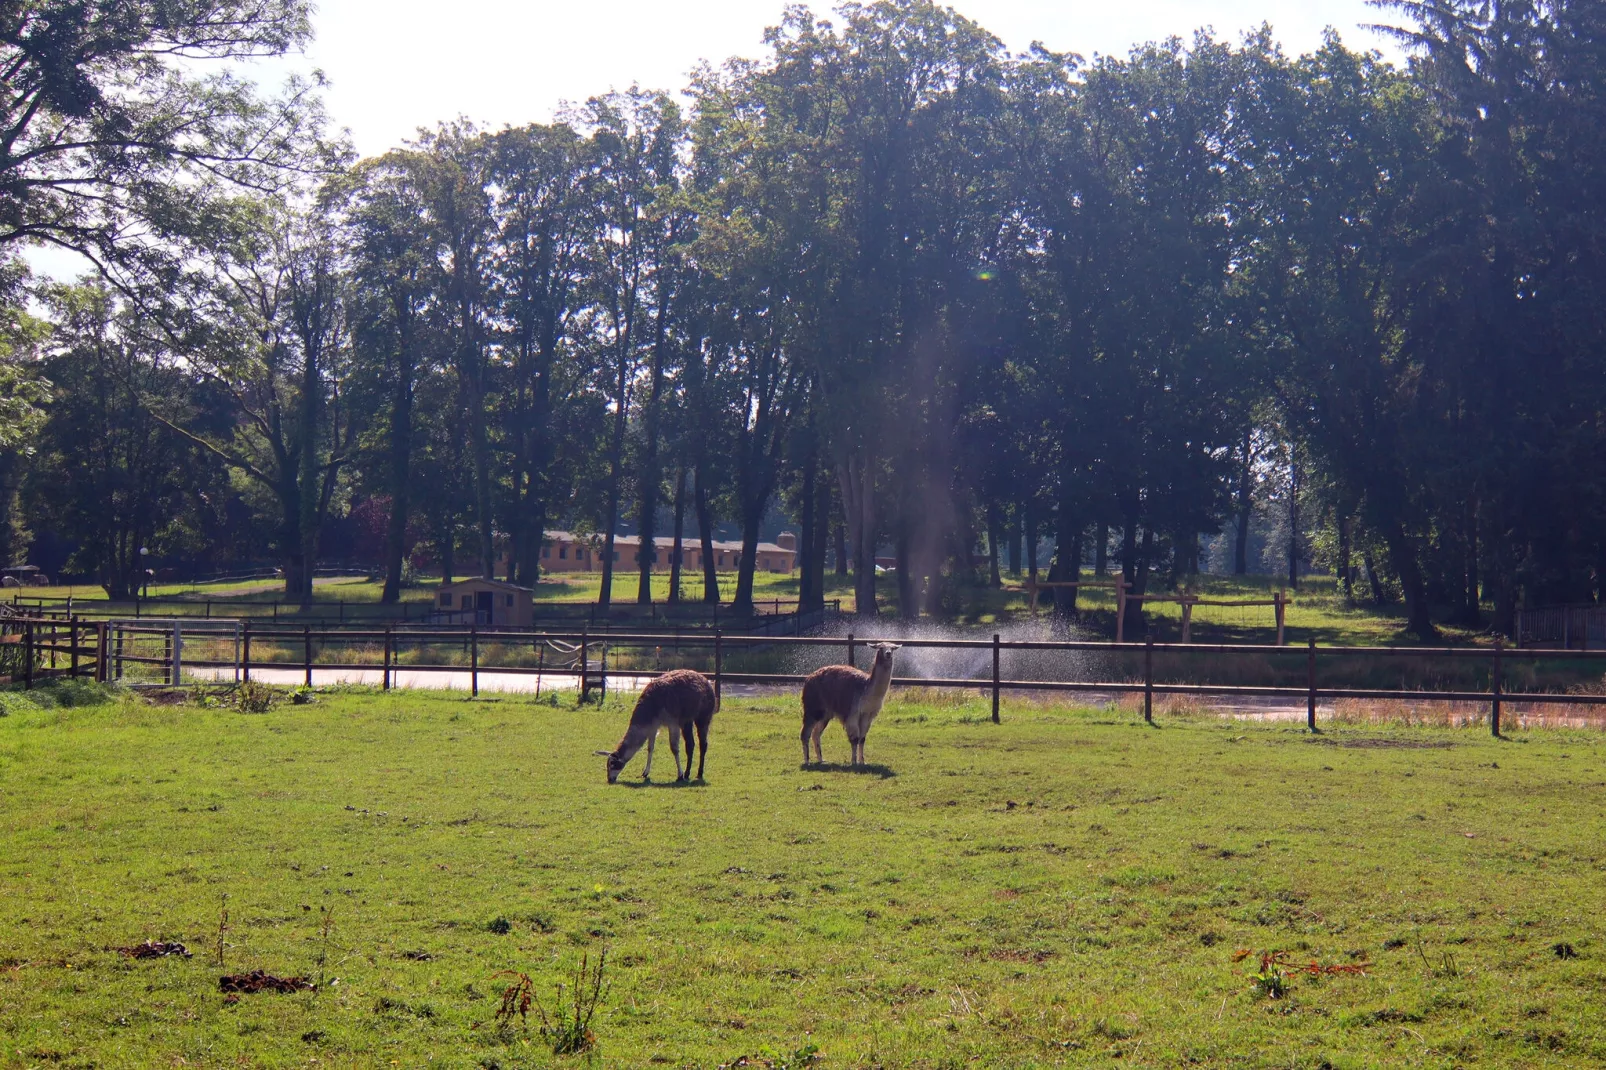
[860,658,894,713]
[612,721,653,764]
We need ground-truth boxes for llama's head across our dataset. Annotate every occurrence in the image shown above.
[595,747,631,784]
[871,642,899,671]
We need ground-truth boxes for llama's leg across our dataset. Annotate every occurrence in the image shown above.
[800,720,812,765]
[695,719,709,780]
[668,723,685,781]
[810,721,828,764]
[642,730,656,781]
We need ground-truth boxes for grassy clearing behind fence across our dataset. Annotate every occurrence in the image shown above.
[2,685,1605,1067]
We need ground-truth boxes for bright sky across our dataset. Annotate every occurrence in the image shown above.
[24,1,1405,281]
[300,0,1406,157]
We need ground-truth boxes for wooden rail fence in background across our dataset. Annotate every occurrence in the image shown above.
[8,616,1605,738]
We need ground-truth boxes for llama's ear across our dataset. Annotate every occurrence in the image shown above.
[593,750,613,757]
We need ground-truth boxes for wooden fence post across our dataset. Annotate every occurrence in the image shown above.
[1491,636,1503,738]
[69,617,79,678]
[303,625,312,689]
[1306,638,1318,733]
[992,633,1002,724]
[382,626,392,691]
[846,632,856,669]
[1275,591,1287,646]
[470,625,479,698]
[1143,635,1154,724]
[23,619,33,690]
[1180,598,1194,644]
[242,622,251,683]
[1116,581,1127,644]
[714,628,723,710]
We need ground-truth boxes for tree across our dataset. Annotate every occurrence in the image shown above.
[1,0,328,280]
[26,283,212,596]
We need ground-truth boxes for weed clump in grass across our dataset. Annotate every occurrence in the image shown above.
[233,680,275,714]
[494,948,610,1055]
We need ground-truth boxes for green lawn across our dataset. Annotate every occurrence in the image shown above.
[2,684,1603,1067]
[11,569,1463,648]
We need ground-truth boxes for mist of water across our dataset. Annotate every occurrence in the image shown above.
[783,616,1112,685]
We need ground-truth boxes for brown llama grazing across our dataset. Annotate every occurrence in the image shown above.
[595,669,717,784]
[800,643,898,766]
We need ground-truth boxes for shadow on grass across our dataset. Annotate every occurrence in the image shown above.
[618,778,710,789]
[800,761,897,779]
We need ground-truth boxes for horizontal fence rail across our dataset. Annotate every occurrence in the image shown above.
[7,615,1606,737]
[4,592,839,633]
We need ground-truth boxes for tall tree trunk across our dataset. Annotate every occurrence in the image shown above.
[1383,522,1435,641]
[1286,453,1300,591]
[806,465,829,614]
[733,505,763,617]
[1337,515,1352,604]
[1094,521,1108,576]
[439,516,455,585]
[1026,508,1039,582]
[1120,516,1142,638]
[1363,549,1386,606]
[895,529,917,619]
[599,354,629,608]
[1461,500,1481,625]
[695,462,718,605]
[296,348,320,608]
[834,520,848,577]
[987,505,1002,589]
[1007,514,1022,576]
[798,451,817,611]
[839,452,877,617]
[1050,503,1081,616]
[381,352,414,605]
[667,466,687,606]
[1234,427,1254,575]
[635,282,673,604]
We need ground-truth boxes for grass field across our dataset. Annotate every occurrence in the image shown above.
[12,569,1472,649]
[2,683,1604,1068]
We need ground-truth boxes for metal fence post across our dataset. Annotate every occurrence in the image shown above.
[383,625,392,691]
[303,625,312,689]
[242,621,251,683]
[991,633,1001,724]
[1143,636,1154,724]
[471,625,479,698]
[1306,638,1318,733]
[1491,636,1503,738]
[579,628,589,704]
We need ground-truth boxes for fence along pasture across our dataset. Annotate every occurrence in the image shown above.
[1024,577,1291,644]
[9,613,1600,736]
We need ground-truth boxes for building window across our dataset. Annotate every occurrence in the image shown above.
[505,594,514,607]
[461,595,472,609]
[542,546,550,558]
[439,593,451,606]
[559,545,567,560]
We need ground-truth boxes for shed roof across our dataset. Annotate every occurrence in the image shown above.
[438,577,533,593]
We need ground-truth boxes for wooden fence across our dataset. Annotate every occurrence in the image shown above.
[5,592,839,633]
[8,615,1606,738]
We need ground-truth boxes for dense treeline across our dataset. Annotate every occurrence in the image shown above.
[3,0,1606,637]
